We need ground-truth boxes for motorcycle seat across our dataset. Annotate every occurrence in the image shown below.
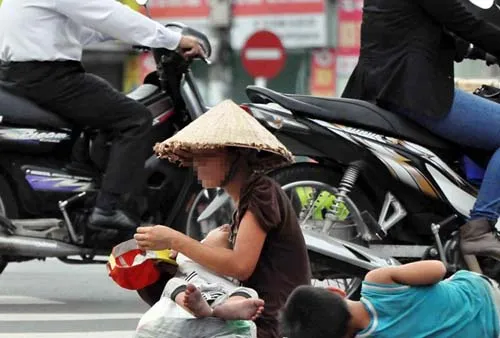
[0,87,72,130]
[246,86,454,151]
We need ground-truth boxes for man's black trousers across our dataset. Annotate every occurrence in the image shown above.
[0,60,153,196]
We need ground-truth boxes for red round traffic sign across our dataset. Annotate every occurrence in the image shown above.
[241,30,286,79]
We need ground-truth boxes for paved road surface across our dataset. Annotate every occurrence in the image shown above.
[0,258,149,337]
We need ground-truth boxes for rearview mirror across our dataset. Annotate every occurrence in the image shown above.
[468,0,494,9]
[135,0,149,6]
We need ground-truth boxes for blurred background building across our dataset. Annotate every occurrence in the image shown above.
[0,0,495,104]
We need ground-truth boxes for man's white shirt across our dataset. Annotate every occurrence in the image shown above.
[0,0,182,62]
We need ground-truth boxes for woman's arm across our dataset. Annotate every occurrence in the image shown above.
[417,0,500,57]
[135,210,267,281]
[365,260,447,286]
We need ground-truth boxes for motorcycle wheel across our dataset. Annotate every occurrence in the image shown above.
[270,163,376,243]
[0,175,18,275]
[308,250,365,299]
[270,163,376,298]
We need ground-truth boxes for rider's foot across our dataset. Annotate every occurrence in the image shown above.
[183,283,213,318]
[460,217,500,261]
[88,207,137,231]
[212,298,265,321]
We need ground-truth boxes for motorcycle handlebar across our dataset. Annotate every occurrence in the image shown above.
[465,44,498,66]
[131,44,210,64]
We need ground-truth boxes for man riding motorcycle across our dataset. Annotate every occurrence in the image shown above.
[342,0,500,260]
[0,0,205,231]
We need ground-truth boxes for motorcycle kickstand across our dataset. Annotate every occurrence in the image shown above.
[430,214,459,267]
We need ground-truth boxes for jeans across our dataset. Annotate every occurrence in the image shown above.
[396,89,500,222]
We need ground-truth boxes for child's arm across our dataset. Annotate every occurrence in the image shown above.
[365,260,447,286]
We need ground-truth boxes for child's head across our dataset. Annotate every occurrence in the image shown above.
[190,147,244,188]
[153,100,294,185]
[280,285,352,338]
[191,146,273,188]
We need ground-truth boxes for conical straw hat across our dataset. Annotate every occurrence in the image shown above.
[154,99,294,169]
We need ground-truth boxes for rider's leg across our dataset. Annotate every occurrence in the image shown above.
[395,89,500,259]
[0,61,152,230]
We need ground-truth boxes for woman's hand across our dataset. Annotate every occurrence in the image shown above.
[134,225,179,251]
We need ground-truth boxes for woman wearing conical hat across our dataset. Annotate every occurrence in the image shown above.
[134,100,311,338]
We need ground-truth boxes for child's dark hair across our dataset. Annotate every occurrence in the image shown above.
[280,285,352,338]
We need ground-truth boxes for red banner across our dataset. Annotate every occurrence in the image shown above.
[336,0,363,77]
[309,48,336,97]
[139,53,157,81]
[233,0,325,16]
[146,0,325,18]
[146,0,209,18]
[337,0,363,55]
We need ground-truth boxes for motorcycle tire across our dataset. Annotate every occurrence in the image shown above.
[269,163,377,299]
[0,174,18,275]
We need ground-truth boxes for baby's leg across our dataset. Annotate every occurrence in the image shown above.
[212,287,265,321]
[181,283,214,318]
[164,277,213,318]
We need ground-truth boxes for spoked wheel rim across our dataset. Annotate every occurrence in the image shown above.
[281,180,367,298]
[0,194,6,217]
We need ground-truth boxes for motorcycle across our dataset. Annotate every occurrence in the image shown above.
[197,47,500,288]
[0,1,394,308]
[0,13,217,275]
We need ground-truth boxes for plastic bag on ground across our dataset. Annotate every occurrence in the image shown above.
[135,295,257,338]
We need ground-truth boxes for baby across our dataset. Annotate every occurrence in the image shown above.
[163,224,265,321]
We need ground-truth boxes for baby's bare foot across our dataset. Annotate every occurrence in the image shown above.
[212,298,265,321]
[182,284,213,318]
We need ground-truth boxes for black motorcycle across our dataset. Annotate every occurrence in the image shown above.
[199,47,500,293]
[0,23,221,277]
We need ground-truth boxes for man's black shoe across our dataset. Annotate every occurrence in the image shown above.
[88,207,138,231]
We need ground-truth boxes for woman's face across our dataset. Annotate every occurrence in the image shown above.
[193,149,233,188]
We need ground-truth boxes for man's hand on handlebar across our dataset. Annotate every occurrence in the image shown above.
[178,35,206,59]
[465,44,498,66]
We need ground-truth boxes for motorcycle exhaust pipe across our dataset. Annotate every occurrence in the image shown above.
[0,233,91,258]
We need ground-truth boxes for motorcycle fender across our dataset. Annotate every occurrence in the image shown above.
[144,155,186,186]
[304,229,399,271]
[197,192,231,223]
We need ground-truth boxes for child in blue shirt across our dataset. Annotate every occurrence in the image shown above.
[280,260,500,338]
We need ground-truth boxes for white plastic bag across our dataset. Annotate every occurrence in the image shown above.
[135,296,256,338]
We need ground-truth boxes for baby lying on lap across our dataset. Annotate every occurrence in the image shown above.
[164,224,265,321]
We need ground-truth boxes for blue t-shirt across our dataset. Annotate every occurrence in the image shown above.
[355,270,500,338]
